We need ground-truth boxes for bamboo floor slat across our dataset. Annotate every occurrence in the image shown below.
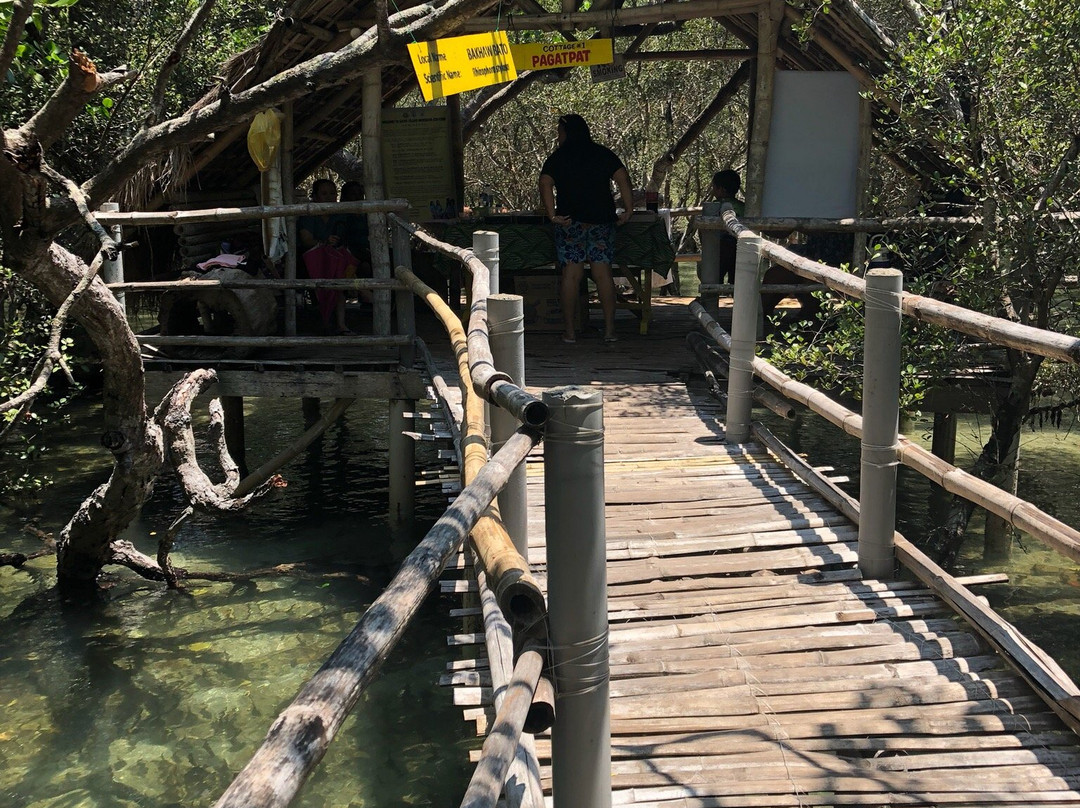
[427,299,1080,806]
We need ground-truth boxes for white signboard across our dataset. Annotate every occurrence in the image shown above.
[590,55,626,84]
[761,71,860,218]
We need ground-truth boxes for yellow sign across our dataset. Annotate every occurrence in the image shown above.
[510,39,614,72]
[407,31,517,102]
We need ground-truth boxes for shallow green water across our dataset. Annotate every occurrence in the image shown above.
[762,408,1080,679]
[0,391,475,808]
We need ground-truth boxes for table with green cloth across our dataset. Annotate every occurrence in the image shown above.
[432,217,676,334]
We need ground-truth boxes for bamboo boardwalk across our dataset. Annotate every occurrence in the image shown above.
[434,298,1080,807]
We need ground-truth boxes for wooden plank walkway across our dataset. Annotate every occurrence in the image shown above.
[435,299,1080,807]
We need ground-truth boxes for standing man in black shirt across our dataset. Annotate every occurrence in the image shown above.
[539,114,634,344]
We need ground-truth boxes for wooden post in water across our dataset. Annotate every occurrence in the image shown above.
[725,232,763,443]
[222,396,247,475]
[699,201,721,320]
[389,398,415,526]
[363,70,392,336]
[985,438,1019,561]
[543,387,610,808]
[929,411,957,526]
[489,292,528,558]
[859,267,903,579]
[99,202,126,315]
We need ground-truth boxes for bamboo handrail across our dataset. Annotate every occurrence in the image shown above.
[390,215,549,429]
[751,422,1080,736]
[690,302,1080,564]
[94,199,410,226]
[459,647,545,808]
[721,208,1080,365]
[394,265,547,629]
[212,429,540,808]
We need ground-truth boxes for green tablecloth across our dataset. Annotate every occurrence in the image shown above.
[432,218,675,274]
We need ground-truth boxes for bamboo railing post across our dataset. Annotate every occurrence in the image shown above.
[489,293,528,558]
[698,201,722,319]
[99,202,126,315]
[543,386,610,808]
[858,267,903,579]
[725,232,763,443]
[392,221,416,367]
[474,230,500,295]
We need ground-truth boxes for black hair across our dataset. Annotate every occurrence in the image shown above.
[558,113,592,144]
[712,169,741,197]
[311,178,337,199]
[341,180,365,201]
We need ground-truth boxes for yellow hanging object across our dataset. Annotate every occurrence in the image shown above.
[246,109,281,172]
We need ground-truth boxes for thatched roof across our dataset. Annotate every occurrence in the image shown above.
[179,0,936,197]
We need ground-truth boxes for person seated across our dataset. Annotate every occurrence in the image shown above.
[712,169,745,286]
[340,180,373,304]
[298,178,355,334]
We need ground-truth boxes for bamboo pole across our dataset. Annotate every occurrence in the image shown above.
[699,214,983,233]
[212,429,540,808]
[394,266,546,627]
[459,647,545,808]
[724,232,763,443]
[744,0,784,216]
[137,335,410,348]
[363,70,393,337]
[489,294,529,558]
[282,100,297,337]
[94,199,409,226]
[751,422,1080,736]
[698,283,826,296]
[392,222,417,367]
[690,302,1080,563]
[544,386,610,808]
[721,209,1080,364]
[392,217,548,426]
[858,268,903,579]
[108,278,405,292]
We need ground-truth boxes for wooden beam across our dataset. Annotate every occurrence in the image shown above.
[363,70,393,337]
[456,0,762,33]
[148,369,428,400]
[626,48,754,62]
[95,199,408,227]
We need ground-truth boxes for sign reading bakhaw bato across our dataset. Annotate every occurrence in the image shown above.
[510,39,614,72]
[407,31,517,101]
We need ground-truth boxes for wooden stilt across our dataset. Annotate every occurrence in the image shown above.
[363,70,392,337]
[282,101,297,336]
[389,398,415,526]
[221,396,246,475]
[929,411,957,526]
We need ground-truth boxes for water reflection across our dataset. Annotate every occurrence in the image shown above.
[0,391,474,808]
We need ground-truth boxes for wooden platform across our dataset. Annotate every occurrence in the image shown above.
[436,299,1080,806]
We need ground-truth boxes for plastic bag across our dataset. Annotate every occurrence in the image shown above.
[247,109,281,172]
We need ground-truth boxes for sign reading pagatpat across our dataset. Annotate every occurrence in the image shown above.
[407,32,517,101]
[510,39,614,72]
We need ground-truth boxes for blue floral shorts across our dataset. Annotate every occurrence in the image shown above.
[555,221,616,265]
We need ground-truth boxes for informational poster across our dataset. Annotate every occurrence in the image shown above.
[407,32,517,102]
[761,71,860,218]
[382,107,458,223]
[511,39,613,72]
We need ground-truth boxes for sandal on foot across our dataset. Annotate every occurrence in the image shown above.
[603,334,619,343]
[561,335,577,344]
